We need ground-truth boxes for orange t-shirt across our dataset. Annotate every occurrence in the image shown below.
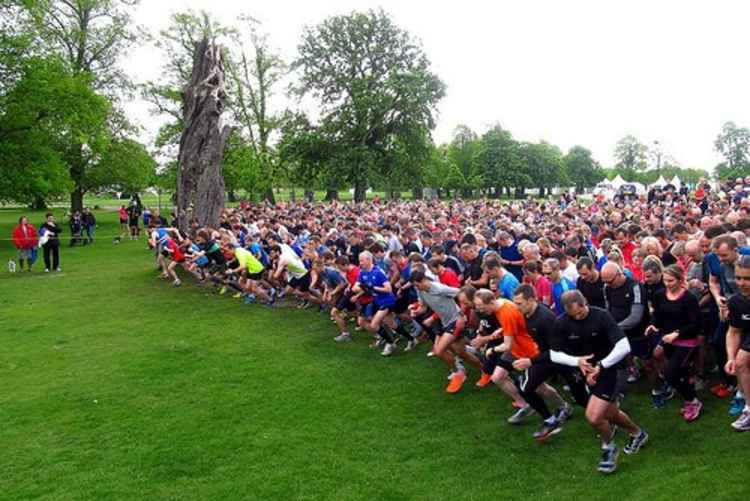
[495,300,540,359]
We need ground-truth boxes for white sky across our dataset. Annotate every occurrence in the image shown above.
[122,0,750,169]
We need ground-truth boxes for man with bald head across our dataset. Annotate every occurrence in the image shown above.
[602,261,650,383]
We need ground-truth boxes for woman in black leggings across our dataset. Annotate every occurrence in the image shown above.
[40,213,62,272]
[646,264,702,422]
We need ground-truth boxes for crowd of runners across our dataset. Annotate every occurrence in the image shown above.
[147,178,750,474]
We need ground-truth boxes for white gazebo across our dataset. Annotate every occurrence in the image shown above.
[610,175,626,189]
[669,176,682,191]
[651,175,668,188]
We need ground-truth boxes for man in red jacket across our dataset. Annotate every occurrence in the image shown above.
[11,216,38,272]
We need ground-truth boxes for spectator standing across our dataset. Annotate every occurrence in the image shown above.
[40,213,62,272]
[82,208,96,245]
[11,216,38,272]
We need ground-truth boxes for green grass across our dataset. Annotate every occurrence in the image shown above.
[0,207,747,500]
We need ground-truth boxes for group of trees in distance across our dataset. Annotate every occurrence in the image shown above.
[1,1,746,208]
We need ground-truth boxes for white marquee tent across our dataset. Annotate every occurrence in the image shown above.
[669,176,682,190]
[650,175,668,188]
[610,175,626,189]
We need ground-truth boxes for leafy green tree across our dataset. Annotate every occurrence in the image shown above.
[714,121,750,179]
[564,145,604,192]
[421,143,453,198]
[293,9,445,202]
[227,19,286,203]
[87,138,156,193]
[519,141,564,198]
[24,0,140,211]
[447,125,482,197]
[614,135,650,180]
[0,56,108,207]
[475,125,523,198]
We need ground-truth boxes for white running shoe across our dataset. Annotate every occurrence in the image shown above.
[381,343,395,357]
[507,405,535,425]
[334,333,352,342]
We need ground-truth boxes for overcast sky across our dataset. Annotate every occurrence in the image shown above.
[122,0,750,169]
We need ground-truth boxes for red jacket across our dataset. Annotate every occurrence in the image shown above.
[12,223,38,249]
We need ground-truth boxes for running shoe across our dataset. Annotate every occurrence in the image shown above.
[651,389,666,409]
[626,366,640,384]
[507,405,535,425]
[731,410,750,431]
[381,343,395,357]
[597,445,619,474]
[232,292,243,299]
[269,288,278,304]
[623,429,649,455]
[244,294,256,305]
[663,385,676,401]
[172,279,182,287]
[556,402,574,423]
[475,373,493,388]
[682,400,703,422]
[729,394,746,417]
[711,383,734,399]
[534,418,563,442]
[426,350,435,357]
[334,333,352,342]
[446,371,467,394]
[219,286,227,295]
[404,339,419,351]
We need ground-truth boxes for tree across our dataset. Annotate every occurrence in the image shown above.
[447,125,482,197]
[0,55,111,207]
[24,0,140,211]
[142,10,235,164]
[475,124,523,198]
[277,111,339,200]
[524,141,564,197]
[614,135,650,180]
[176,38,232,231]
[87,138,156,193]
[564,145,603,192]
[223,130,268,201]
[714,121,750,179]
[293,9,445,202]
[227,19,286,203]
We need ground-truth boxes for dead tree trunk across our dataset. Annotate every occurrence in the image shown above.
[176,38,231,232]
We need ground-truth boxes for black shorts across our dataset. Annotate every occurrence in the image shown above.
[742,334,750,353]
[393,294,413,315]
[441,319,463,339]
[128,218,139,228]
[244,271,263,281]
[495,351,516,372]
[289,273,311,292]
[336,292,358,312]
[629,335,659,360]
[589,367,619,402]
[119,218,128,225]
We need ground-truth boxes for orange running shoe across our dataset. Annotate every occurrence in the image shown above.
[475,373,493,388]
[446,371,467,394]
[711,384,733,399]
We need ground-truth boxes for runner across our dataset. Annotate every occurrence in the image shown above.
[410,268,483,393]
[551,290,648,474]
[726,255,750,431]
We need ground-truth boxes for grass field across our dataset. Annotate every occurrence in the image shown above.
[0,207,747,500]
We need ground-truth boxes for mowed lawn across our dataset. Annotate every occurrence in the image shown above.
[0,208,747,501]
